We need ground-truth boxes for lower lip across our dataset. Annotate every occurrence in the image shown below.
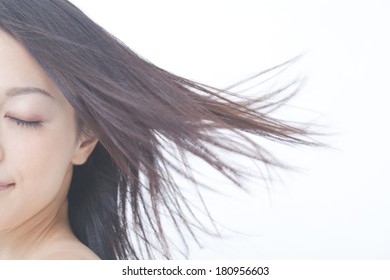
[0,184,14,191]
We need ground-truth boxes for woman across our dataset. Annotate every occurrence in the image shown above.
[0,0,316,259]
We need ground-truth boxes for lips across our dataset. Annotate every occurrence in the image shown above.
[0,183,14,191]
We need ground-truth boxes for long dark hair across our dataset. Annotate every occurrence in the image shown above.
[0,0,318,259]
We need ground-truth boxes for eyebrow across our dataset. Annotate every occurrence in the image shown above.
[6,87,54,99]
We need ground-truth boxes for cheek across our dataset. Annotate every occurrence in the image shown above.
[18,134,71,180]
[0,123,78,228]
[15,127,77,193]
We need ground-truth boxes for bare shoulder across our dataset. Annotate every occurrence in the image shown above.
[35,238,101,260]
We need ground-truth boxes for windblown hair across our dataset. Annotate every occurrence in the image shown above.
[0,0,318,259]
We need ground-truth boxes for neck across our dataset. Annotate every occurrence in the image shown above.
[0,199,74,259]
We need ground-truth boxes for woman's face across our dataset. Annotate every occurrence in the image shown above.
[0,30,96,230]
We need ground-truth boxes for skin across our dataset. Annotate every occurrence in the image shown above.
[0,30,99,259]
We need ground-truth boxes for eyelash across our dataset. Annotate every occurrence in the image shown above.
[5,116,43,129]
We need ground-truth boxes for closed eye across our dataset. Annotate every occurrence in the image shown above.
[5,116,43,129]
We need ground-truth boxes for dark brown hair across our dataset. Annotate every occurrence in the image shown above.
[0,0,318,259]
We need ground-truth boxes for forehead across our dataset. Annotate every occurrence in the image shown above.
[0,29,64,102]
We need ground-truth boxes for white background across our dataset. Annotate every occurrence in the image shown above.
[70,0,390,259]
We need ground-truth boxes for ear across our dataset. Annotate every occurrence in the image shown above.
[71,131,98,165]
